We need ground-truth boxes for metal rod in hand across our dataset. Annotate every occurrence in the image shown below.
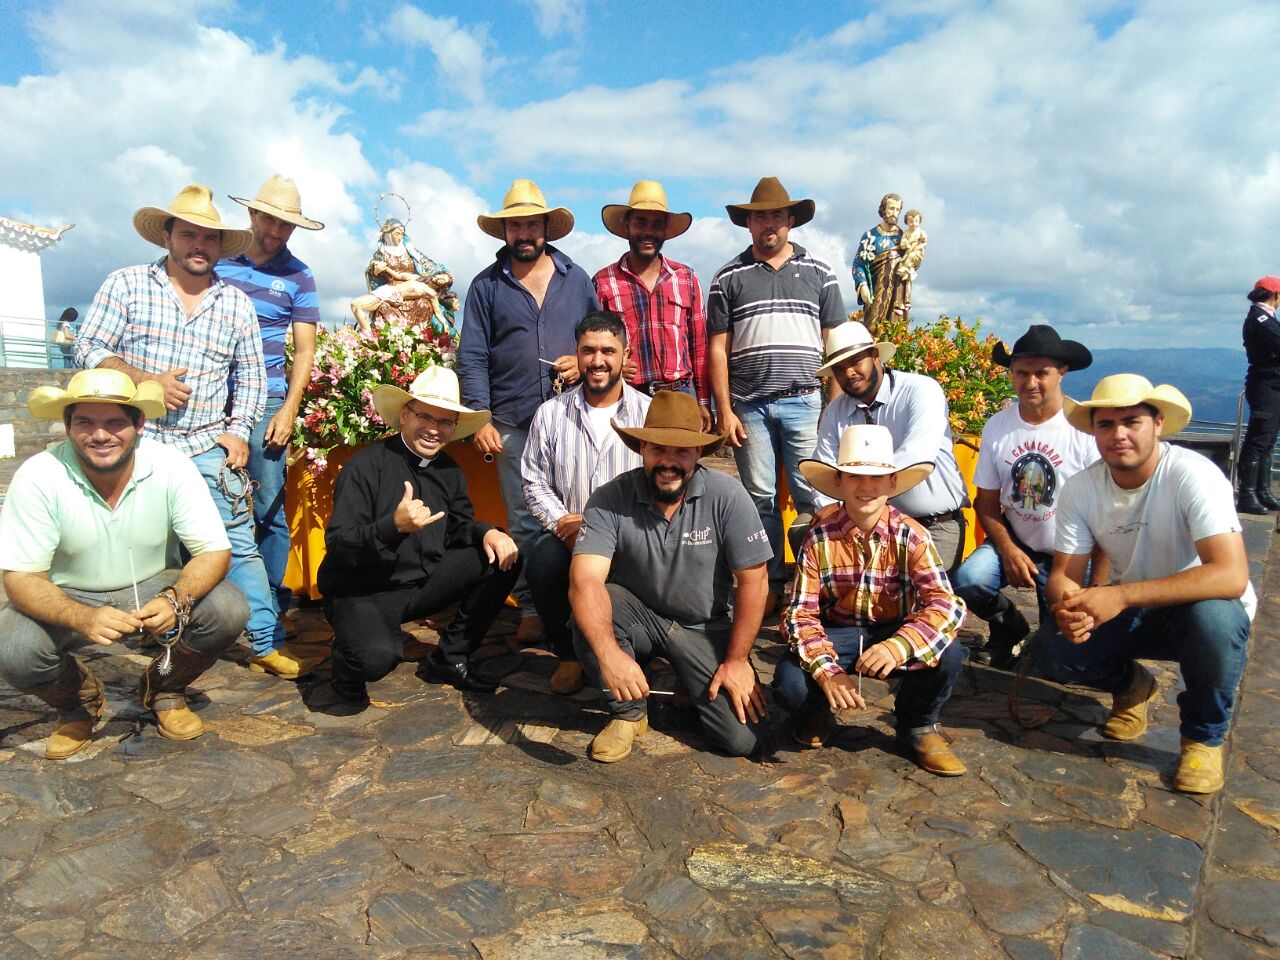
[128,548,142,612]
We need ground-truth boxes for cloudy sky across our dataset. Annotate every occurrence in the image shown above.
[0,0,1273,349]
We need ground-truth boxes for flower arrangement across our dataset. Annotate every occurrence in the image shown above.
[869,312,1014,439]
[289,314,457,470]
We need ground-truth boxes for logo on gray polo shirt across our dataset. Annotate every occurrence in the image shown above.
[682,526,713,546]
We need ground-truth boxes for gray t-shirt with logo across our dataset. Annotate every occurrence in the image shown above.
[575,464,772,630]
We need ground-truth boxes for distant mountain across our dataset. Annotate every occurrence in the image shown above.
[1067,348,1247,426]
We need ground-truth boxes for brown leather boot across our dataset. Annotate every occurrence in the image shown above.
[139,639,219,742]
[24,658,105,760]
[1103,663,1158,741]
[900,723,967,776]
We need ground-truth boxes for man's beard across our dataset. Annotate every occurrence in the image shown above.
[628,234,664,263]
[582,367,622,401]
[510,237,545,263]
[73,433,138,476]
[646,464,690,504]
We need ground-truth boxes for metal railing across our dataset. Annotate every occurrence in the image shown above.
[0,327,74,369]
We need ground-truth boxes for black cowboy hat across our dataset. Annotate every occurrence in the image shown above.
[992,324,1092,370]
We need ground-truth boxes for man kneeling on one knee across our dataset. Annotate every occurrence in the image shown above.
[319,367,520,704]
[1041,375,1253,795]
[570,391,774,762]
[0,370,249,758]
[774,424,968,776]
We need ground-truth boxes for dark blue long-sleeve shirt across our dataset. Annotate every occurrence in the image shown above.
[457,245,600,427]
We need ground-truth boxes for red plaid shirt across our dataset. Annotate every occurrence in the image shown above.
[594,255,710,407]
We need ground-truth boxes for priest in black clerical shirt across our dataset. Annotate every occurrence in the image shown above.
[319,367,520,705]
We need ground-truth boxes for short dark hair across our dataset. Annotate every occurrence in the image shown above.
[575,310,627,346]
[878,193,902,218]
[163,216,175,235]
[1089,402,1159,424]
[64,403,144,428]
[1248,287,1277,304]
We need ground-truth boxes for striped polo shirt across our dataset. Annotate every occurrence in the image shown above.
[706,243,846,404]
[219,247,320,398]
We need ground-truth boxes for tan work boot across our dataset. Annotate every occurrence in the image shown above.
[549,660,584,695]
[514,615,544,645]
[792,708,834,749]
[1174,738,1225,794]
[1103,663,1159,741]
[902,724,967,776]
[38,661,106,761]
[589,716,649,762]
[249,645,326,679]
[154,698,204,741]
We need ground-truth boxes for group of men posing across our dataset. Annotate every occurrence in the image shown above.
[0,175,1253,796]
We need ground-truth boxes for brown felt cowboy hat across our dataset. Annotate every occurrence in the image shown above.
[477,179,575,242]
[29,368,166,421]
[133,184,253,257]
[612,390,725,456]
[601,180,692,240]
[799,425,933,501]
[726,177,816,229]
[1062,374,1192,437]
[372,366,491,440]
[230,174,325,230]
[992,324,1092,370]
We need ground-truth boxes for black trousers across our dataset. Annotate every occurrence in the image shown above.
[1241,377,1280,461]
[324,545,521,685]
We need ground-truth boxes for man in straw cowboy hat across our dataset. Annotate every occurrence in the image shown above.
[0,370,250,758]
[951,324,1102,669]
[458,178,600,646]
[75,184,279,674]
[802,320,969,575]
[570,391,774,762]
[521,311,651,696]
[1042,375,1253,794]
[318,366,520,704]
[220,174,324,678]
[707,177,847,606]
[776,424,968,776]
[594,180,712,429]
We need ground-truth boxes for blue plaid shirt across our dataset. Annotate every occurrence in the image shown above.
[75,258,266,457]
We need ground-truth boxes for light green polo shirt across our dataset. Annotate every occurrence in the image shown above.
[0,436,229,591]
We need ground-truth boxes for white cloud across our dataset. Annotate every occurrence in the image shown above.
[384,4,494,105]
[521,0,588,40]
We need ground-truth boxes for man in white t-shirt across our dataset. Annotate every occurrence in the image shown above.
[522,312,651,694]
[1042,375,1253,795]
[953,325,1099,668]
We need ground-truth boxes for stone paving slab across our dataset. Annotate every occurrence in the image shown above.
[0,517,1276,957]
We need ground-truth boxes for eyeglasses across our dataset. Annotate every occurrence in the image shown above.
[411,411,458,430]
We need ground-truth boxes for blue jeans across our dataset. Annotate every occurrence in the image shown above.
[192,446,283,656]
[493,421,537,613]
[952,541,1051,624]
[1035,599,1250,745]
[247,397,291,617]
[731,391,821,590]
[772,625,967,730]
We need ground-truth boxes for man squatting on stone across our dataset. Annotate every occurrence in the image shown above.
[0,370,249,759]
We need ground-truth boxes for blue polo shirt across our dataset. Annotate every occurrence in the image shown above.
[457,244,600,427]
[218,247,320,399]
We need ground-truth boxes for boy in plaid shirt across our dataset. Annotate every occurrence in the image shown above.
[775,424,968,775]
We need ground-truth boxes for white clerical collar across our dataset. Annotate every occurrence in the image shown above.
[399,436,435,467]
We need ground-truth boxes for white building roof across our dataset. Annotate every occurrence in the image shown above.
[0,216,74,253]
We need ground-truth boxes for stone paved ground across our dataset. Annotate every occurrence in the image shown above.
[1,519,1277,959]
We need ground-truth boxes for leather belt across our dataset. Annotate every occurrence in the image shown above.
[641,377,692,395]
[759,384,818,403]
[915,508,963,529]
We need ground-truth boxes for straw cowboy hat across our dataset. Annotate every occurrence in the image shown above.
[29,368,166,421]
[477,179,574,242]
[230,174,325,230]
[601,180,692,240]
[371,367,491,440]
[1063,374,1192,437]
[133,184,253,257]
[816,321,898,377]
[799,424,933,501]
[726,177,816,229]
[612,390,725,456]
[992,324,1092,370]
